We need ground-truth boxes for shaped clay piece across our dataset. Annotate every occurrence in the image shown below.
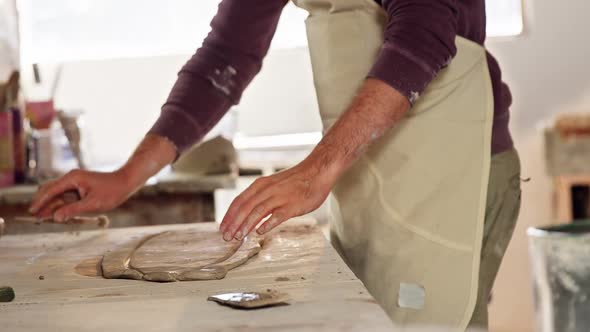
[101,228,262,282]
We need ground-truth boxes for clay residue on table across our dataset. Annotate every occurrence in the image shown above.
[89,292,125,298]
[276,224,314,236]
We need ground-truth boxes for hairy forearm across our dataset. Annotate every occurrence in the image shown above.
[216,79,410,240]
[117,134,178,189]
[306,78,410,182]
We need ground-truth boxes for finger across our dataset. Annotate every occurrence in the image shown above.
[30,177,79,214]
[29,180,56,213]
[221,188,274,241]
[235,196,286,241]
[36,198,66,219]
[220,178,273,233]
[220,177,274,234]
[257,209,291,235]
[53,198,95,222]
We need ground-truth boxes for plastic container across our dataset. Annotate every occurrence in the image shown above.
[528,222,590,332]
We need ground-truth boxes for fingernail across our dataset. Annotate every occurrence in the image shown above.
[234,231,243,241]
[257,226,266,235]
[223,232,232,242]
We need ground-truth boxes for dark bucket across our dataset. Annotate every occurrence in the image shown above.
[528,222,590,332]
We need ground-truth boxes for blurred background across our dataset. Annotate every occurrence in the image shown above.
[1,1,590,331]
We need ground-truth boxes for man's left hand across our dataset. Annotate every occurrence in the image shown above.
[219,160,335,241]
[219,79,409,242]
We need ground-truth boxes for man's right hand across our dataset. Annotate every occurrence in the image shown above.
[28,134,178,222]
[29,169,137,222]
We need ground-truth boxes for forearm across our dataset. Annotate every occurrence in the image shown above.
[117,134,177,190]
[306,78,410,182]
[308,0,458,180]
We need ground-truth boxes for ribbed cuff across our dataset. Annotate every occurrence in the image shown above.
[149,107,203,156]
[149,80,232,155]
[367,44,436,104]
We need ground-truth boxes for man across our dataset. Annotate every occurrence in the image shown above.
[30,0,521,330]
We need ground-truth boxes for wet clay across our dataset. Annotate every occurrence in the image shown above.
[75,256,103,277]
[101,229,262,282]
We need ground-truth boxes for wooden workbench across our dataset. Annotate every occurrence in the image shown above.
[0,218,394,331]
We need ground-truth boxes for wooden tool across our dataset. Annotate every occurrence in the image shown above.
[13,215,110,228]
[12,189,109,229]
[0,218,5,237]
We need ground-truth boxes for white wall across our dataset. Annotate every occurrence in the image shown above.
[237,47,321,137]
[486,0,590,331]
[20,46,321,168]
[0,0,18,82]
[21,55,187,168]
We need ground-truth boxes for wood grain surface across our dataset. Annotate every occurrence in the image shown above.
[0,217,394,331]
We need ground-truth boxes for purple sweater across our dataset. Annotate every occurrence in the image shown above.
[150,0,513,155]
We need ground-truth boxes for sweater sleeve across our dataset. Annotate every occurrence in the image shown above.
[149,0,289,154]
[368,0,459,104]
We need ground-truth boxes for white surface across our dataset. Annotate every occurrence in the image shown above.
[0,0,18,81]
[18,0,308,64]
[486,0,523,37]
[17,0,521,65]
[233,132,321,150]
[235,47,322,137]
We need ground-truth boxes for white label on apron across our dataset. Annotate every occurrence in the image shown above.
[398,283,426,310]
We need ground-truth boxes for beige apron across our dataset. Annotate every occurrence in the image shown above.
[292,0,494,330]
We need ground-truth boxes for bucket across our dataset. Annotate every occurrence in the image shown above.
[528,222,590,332]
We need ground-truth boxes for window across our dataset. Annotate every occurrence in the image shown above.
[486,0,524,37]
[18,0,523,64]
[0,0,19,75]
[17,0,308,64]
